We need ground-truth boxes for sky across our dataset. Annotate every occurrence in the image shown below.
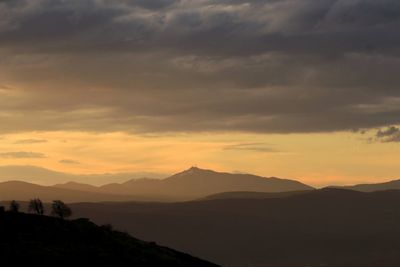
[1,0,400,187]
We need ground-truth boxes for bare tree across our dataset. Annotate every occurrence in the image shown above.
[51,200,72,219]
[9,200,20,212]
[28,198,44,215]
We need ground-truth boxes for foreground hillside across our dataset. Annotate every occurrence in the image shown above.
[0,211,219,267]
[71,189,400,267]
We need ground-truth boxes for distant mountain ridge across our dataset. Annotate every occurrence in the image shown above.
[6,166,400,203]
[329,179,400,192]
[0,166,313,202]
[54,166,314,201]
[0,181,147,202]
[0,165,166,185]
[203,190,311,200]
[54,181,99,192]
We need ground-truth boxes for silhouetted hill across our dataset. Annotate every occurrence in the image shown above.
[0,167,313,202]
[0,181,142,202]
[98,178,164,196]
[330,179,400,192]
[53,181,99,192]
[203,190,310,200]
[71,189,400,267]
[0,211,218,267]
[0,165,166,185]
[59,167,313,201]
[158,167,313,198]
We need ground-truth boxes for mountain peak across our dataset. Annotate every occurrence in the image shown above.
[188,166,201,171]
[179,166,212,175]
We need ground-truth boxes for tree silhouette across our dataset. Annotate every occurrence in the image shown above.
[28,198,44,215]
[51,200,72,219]
[9,200,20,212]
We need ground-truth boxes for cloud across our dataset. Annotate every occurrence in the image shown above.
[1,0,400,134]
[375,126,400,142]
[224,143,278,152]
[0,151,46,158]
[59,159,80,164]
[14,139,47,144]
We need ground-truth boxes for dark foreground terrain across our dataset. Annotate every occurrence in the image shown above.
[71,189,400,267]
[0,211,219,267]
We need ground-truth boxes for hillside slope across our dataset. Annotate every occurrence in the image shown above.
[0,181,144,202]
[203,190,310,200]
[331,179,400,192]
[0,165,166,185]
[0,211,219,267]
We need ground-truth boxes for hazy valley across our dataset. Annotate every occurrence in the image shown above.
[68,189,400,267]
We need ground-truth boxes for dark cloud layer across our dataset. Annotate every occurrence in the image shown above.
[375,126,400,142]
[1,0,400,134]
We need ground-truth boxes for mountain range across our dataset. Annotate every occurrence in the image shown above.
[2,165,400,203]
[0,167,313,202]
[0,165,166,185]
[330,179,400,192]
[0,181,138,203]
